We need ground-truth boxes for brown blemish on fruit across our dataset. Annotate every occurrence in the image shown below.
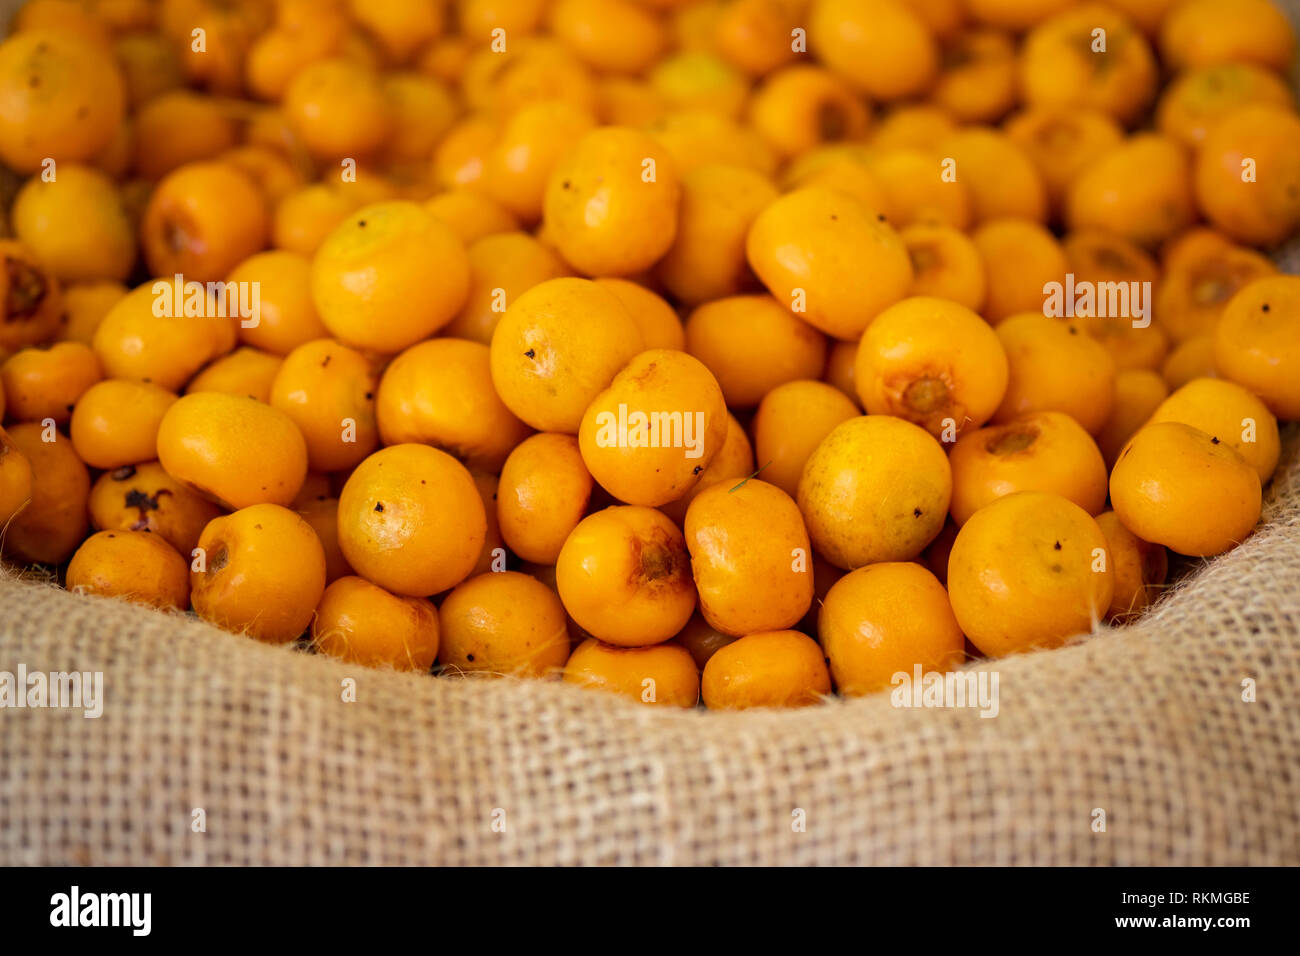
[818,101,848,141]
[903,377,950,416]
[4,256,47,320]
[208,544,229,574]
[987,426,1038,456]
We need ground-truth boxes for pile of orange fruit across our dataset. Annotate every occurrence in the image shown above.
[1,0,1298,710]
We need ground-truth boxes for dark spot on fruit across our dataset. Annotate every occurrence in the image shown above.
[524,349,535,358]
[111,466,136,481]
[1068,326,1079,335]
[1262,303,1270,312]
[562,181,571,190]
[106,533,115,538]
[358,220,366,228]
[254,524,262,530]
[1054,541,1062,550]
[321,355,331,367]
[693,466,703,475]
[364,391,373,399]
[374,502,384,512]
[66,403,74,412]
[4,256,48,320]
[209,546,229,573]
[466,653,475,661]
[829,214,838,221]
[1211,436,1220,444]
[877,214,886,222]
[913,508,922,517]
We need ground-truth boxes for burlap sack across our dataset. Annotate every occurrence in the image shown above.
[3,1,1300,867]
[0,424,1297,866]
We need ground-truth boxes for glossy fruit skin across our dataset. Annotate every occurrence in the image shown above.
[0,240,64,353]
[701,630,831,710]
[595,279,684,351]
[337,444,486,597]
[284,57,393,161]
[497,433,593,565]
[656,412,756,526]
[156,393,309,510]
[900,223,987,312]
[270,339,380,473]
[130,90,238,182]
[685,479,814,637]
[310,201,470,354]
[91,282,236,392]
[1154,230,1276,345]
[1159,0,1295,73]
[684,295,826,408]
[818,562,965,696]
[186,347,283,404]
[311,575,440,671]
[70,380,177,470]
[11,164,135,283]
[1214,276,1300,421]
[0,425,35,529]
[1157,63,1295,148]
[191,503,327,645]
[542,126,681,277]
[563,638,700,707]
[797,415,952,569]
[66,529,190,611]
[749,64,871,159]
[1,341,101,425]
[1019,4,1158,127]
[2,423,89,565]
[141,161,270,284]
[993,314,1117,435]
[1193,106,1300,248]
[489,277,644,433]
[228,251,330,356]
[0,30,126,174]
[746,186,913,341]
[58,281,125,346]
[1110,421,1262,557]
[438,571,571,678]
[424,190,518,244]
[855,296,1008,440]
[1147,377,1280,483]
[556,506,697,647]
[972,219,1069,323]
[87,461,221,558]
[752,380,860,499]
[445,232,570,345]
[1095,511,1168,624]
[949,411,1109,525]
[375,337,531,473]
[939,128,1048,224]
[948,491,1114,658]
[1004,106,1124,213]
[808,0,939,101]
[578,349,729,507]
[480,100,597,224]
[1065,134,1195,248]
[1096,369,1169,468]
[657,163,777,307]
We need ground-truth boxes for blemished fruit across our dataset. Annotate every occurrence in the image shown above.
[1,0,1297,712]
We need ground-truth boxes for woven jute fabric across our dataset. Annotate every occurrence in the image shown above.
[1,427,1298,866]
